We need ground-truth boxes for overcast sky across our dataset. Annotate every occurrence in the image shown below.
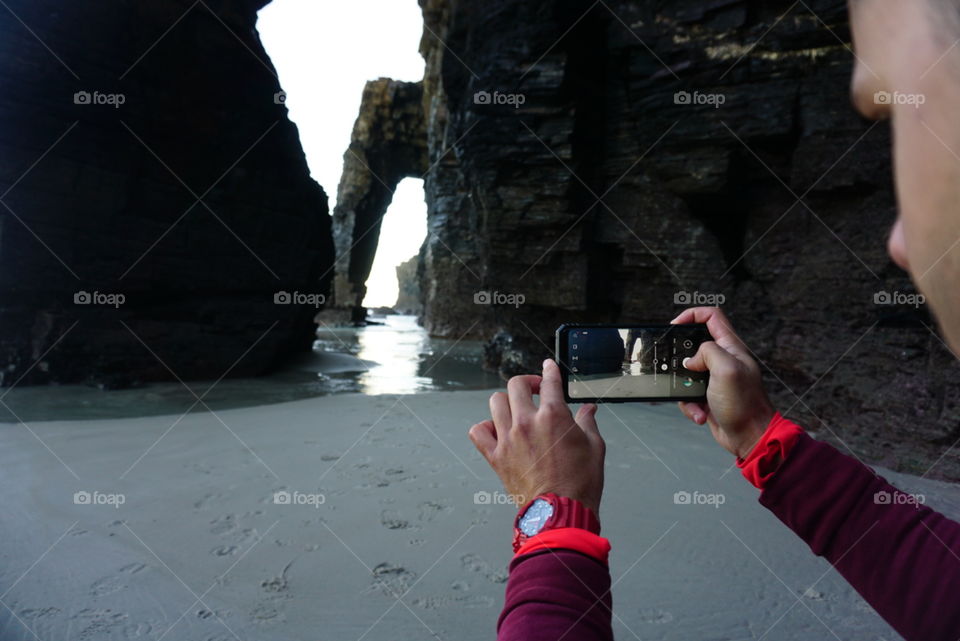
[258,0,427,308]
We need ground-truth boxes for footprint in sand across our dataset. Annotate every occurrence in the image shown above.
[637,608,674,624]
[380,509,411,530]
[460,553,508,584]
[417,500,453,522]
[411,594,495,609]
[71,608,129,640]
[19,606,61,620]
[211,544,239,556]
[120,619,165,638]
[194,492,223,510]
[90,574,124,596]
[209,515,238,536]
[368,563,417,597]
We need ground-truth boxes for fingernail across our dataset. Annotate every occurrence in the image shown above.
[543,358,553,369]
[682,357,691,368]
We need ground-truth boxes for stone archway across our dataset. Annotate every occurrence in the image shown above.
[331,78,427,322]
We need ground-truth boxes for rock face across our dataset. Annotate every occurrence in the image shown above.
[411,0,959,479]
[0,0,333,386]
[394,255,422,315]
[331,78,427,322]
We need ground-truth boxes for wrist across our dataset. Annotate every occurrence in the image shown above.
[734,405,777,459]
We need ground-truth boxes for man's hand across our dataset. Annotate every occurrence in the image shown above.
[672,307,776,459]
[468,359,606,515]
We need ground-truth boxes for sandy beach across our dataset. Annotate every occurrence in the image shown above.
[1,391,957,640]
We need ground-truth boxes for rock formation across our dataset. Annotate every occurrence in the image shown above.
[331,78,427,322]
[394,255,422,315]
[405,0,959,479]
[0,0,333,387]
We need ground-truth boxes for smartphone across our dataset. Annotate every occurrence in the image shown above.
[555,324,710,403]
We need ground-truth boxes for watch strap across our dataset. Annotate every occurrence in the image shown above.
[513,493,601,552]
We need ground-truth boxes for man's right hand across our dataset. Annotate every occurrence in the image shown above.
[671,307,776,459]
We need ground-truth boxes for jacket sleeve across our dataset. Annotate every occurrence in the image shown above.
[760,432,960,641]
[497,549,613,641]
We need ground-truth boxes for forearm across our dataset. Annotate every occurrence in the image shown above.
[761,431,960,640]
[497,548,613,641]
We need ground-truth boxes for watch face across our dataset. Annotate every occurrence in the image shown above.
[519,498,554,536]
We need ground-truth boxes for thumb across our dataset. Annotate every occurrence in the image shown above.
[575,403,600,436]
[682,341,736,374]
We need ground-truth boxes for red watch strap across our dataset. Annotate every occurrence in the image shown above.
[513,493,601,553]
[514,527,611,564]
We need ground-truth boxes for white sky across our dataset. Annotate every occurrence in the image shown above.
[257,0,428,308]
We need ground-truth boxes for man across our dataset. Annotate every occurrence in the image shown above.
[468,1,960,639]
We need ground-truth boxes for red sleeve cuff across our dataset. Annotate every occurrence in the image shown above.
[514,528,611,565]
[736,412,804,489]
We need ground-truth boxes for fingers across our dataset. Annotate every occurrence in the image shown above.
[489,392,512,438]
[574,403,600,436]
[507,374,541,418]
[468,420,497,460]
[677,401,708,425]
[539,359,565,407]
[673,307,751,361]
[683,341,739,376]
[672,306,747,346]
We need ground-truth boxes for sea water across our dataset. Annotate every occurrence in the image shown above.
[1,315,501,421]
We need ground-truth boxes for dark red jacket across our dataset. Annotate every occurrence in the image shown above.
[496,433,960,640]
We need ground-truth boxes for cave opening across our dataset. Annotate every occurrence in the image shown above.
[359,177,427,311]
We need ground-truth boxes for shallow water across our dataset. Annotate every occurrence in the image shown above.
[1,315,501,422]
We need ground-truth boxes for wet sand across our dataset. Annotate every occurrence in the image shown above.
[1,392,958,640]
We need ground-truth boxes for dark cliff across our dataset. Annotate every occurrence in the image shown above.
[0,0,333,387]
[405,0,958,479]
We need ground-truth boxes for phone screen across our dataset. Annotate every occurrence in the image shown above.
[556,324,710,402]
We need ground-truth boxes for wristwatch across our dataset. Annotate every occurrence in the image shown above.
[513,493,601,552]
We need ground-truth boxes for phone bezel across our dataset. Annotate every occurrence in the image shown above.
[555,323,709,403]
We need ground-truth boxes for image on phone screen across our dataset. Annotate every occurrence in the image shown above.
[556,324,710,402]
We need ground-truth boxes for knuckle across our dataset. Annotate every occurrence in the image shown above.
[539,400,567,421]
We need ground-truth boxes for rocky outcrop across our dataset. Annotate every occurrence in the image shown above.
[331,78,427,322]
[0,0,333,387]
[394,255,422,315]
[413,0,959,479]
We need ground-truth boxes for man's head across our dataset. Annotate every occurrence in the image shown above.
[848,0,960,352]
